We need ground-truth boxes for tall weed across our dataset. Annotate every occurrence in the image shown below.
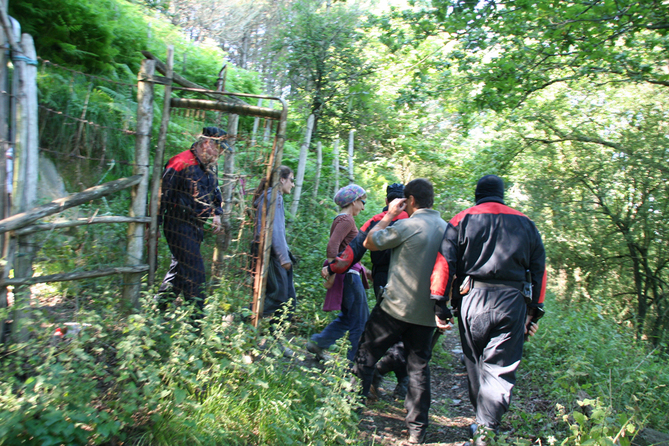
[0,287,360,445]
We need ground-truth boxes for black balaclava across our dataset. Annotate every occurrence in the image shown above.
[475,175,505,205]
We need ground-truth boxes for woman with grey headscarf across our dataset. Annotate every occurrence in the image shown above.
[308,184,370,362]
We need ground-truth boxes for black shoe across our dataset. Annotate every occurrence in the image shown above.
[393,375,409,400]
[307,341,326,361]
[469,423,478,439]
[370,369,383,399]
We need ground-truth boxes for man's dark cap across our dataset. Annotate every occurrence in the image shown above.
[202,127,230,151]
[203,127,226,138]
[386,183,404,201]
[475,175,505,205]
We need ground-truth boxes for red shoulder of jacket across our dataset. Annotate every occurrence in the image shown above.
[360,210,409,232]
[449,202,528,227]
[165,150,197,171]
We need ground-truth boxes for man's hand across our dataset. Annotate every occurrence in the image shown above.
[364,200,405,251]
[281,262,292,271]
[435,315,454,330]
[321,265,331,280]
[525,315,539,337]
[364,266,373,282]
[212,215,223,233]
[387,198,407,218]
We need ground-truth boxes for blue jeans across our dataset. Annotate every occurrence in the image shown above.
[311,273,369,361]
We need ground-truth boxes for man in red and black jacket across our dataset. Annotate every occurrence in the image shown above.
[430,175,546,445]
[156,127,228,313]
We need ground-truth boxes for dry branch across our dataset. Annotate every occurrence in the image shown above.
[0,175,142,234]
[170,98,281,120]
[1,265,149,287]
[14,216,151,236]
[142,50,247,105]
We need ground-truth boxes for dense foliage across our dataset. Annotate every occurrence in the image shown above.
[2,0,669,444]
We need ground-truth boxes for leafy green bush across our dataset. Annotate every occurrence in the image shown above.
[515,294,669,443]
[0,287,360,445]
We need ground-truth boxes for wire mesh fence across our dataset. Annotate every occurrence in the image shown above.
[16,58,282,312]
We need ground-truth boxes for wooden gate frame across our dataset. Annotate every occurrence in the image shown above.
[134,51,288,328]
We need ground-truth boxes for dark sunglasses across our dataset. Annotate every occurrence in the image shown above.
[359,199,366,205]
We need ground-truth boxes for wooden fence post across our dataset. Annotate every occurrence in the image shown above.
[313,141,322,200]
[211,113,238,280]
[0,1,10,344]
[11,33,38,343]
[290,114,314,217]
[347,130,355,184]
[148,46,173,286]
[123,59,155,309]
[262,100,274,143]
[251,99,262,146]
[333,138,340,194]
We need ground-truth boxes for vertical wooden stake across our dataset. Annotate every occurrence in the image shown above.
[148,46,173,286]
[290,114,314,217]
[12,33,39,343]
[333,138,340,194]
[347,130,355,184]
[211,114,238,280]
[123,59,155,309]
[251,99,262,146]
[313,141,322,200]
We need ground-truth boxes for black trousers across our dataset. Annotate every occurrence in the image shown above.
[458,286,527,430]
[158,218,206,311]
[354,305,435,436]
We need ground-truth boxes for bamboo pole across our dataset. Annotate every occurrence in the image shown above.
[290,114,314,216]
[122,59,155,308]
[148,46,174,286]
[313,141,322,200]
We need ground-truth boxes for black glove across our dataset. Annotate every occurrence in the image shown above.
[434,300,453,321]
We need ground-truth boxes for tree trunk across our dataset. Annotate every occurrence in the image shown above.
[289,114,314,217]
[312,141,322,200]
[123,59,155,310]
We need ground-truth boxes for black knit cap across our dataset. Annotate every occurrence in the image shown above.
[386,183,404,201]
[202,127,230,151]
[475,175,505,205]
